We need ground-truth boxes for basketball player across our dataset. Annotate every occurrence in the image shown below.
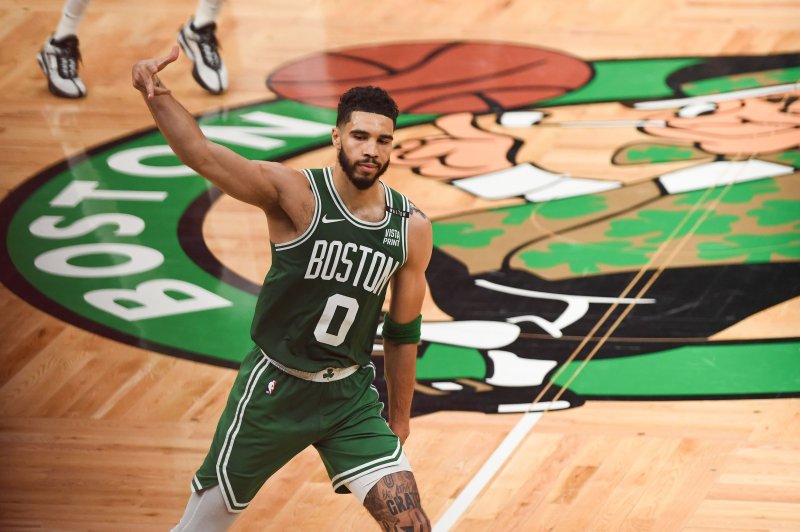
[132,46,433,531]
[38,0,228,98]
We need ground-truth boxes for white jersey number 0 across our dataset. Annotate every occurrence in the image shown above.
[314,293,359,347]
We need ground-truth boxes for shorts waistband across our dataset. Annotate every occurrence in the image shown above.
[259,349,360,382]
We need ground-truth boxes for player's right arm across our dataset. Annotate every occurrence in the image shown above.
[131,47,296,212]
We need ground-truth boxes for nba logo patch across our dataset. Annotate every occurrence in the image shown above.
[266,380,277,395]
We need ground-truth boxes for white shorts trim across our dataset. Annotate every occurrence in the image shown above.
[345,451,413,503]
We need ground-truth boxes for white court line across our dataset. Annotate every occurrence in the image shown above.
[633,82,798,110]
[433,84,797,532]
[542,120,667,128]
[432,412,542,532]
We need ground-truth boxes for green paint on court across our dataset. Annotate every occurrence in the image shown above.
[499,203,537,225]
[673,179,780,206]
[432,223,505,248]
[553,342,800,395]
[67,253,134,268]
[541,58,701,105]
[416,344,487,380]
[748,200,800,227]
[775,150,800,167]
[606,209,739,243]
[697,233,800,262]
[534,196,609,220]
[518,241,656,274]
[682,66,800,95]
[623,144,697,164]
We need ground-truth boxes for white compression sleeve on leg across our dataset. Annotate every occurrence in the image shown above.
[193,0,224,28]
[346,451,413,503]
[171,485,239,532]
[54,0,91,39]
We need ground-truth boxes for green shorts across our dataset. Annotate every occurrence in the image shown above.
[192,346,403,512]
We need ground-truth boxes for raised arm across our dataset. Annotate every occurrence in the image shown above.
[383,205,433,444]
[131,47,300,211]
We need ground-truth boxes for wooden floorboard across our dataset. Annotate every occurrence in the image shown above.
[1,0,798,529]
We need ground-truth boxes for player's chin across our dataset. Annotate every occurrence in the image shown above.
[349,174,379,190]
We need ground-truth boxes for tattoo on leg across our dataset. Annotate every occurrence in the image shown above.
[363,472,430,531]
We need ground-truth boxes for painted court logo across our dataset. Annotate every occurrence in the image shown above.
[1,42,798,416]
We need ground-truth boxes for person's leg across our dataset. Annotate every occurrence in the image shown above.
[362,471,430,531]
[345,453,431,529]
[192,0,224,28]
[53,0,90,39]
[171,485,239,532]
[52,0,89,40]
[180,347,319,525]
[37,0,90,98]
[314,366,430,530]
[177,0,228,94]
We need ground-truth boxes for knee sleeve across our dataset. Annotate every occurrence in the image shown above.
[347,451,413,503]
[172,485,239,532]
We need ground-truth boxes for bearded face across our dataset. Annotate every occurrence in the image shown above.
[337,146,390,190]
[334,110,395,190]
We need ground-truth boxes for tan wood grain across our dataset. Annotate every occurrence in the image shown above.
[1,0,798,530]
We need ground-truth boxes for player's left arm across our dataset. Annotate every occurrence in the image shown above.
[384,204,433,444]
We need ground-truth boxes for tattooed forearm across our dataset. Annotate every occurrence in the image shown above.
[363,472,430,531]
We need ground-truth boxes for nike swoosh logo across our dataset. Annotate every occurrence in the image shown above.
[322,215,345,224]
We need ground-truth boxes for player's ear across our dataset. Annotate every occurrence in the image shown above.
[331,127,341,150]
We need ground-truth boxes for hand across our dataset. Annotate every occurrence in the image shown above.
[392,112,515,179]
[132,46,180,99]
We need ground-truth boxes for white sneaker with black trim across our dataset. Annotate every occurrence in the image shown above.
[177,20,228,94]
[37,35,87,99]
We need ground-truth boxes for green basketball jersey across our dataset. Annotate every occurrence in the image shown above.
[250,167,410,372]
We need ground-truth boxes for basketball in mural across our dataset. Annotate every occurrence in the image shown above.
[3,44,797,418]
[267,41,593,113]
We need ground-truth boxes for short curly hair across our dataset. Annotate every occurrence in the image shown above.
[336,86,399,128]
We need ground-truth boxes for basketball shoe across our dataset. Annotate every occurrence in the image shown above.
[37,35,86,99]
[177,20,228,94]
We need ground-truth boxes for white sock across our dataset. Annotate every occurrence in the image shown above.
[171,485,239,532]
[193,0,224,28]
[53,0,91,40]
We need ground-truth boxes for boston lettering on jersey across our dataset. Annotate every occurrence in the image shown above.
[250,167,410,371]
[303,239,400,295]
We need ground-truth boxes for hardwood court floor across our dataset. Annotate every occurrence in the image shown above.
[1,0,799,530]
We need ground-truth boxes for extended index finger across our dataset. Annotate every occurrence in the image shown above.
[155,46,180,71]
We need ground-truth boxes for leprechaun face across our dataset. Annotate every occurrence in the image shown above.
[393,93,799,201]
